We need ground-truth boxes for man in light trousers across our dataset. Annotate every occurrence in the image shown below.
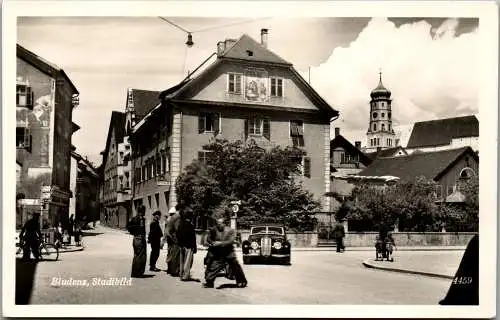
[177,208,197,281]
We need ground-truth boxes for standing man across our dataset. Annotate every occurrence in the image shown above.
[129,205,147,278]
[177,208,197,281]
[148,211,163,272]
[203,212,247,288]
[333,220,346,253]
[19,212,42,261]
[165,206,181,277]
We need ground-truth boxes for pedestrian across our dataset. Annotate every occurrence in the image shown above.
[68,214,75,244]
[129,205,147,278]
[19,212,42,261]
[177,208,197,281]
[148,210,163,272]
[203,211,247,288]
[164,206,181,277]
[333,220,346,253]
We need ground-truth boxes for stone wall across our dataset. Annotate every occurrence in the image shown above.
[196,230,476,248]
[345,232,476,247]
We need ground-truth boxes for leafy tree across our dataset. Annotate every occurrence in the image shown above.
[176,138,321,231]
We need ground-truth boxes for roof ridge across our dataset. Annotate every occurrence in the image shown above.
[415,115,477,124]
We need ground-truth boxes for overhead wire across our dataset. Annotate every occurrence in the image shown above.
[157,16,272,35]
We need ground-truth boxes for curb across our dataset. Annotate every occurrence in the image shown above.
[47,246,85,254]
[362,259,454,280]
[186,247,466,252]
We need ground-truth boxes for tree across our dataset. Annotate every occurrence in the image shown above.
[340,176,442,232]
[176,137,321,231]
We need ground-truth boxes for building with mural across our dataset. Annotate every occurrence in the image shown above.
[16,44,79,229]
[130,29,339,230]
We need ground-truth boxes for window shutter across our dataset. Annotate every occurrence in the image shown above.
[244,118,249,140]
[26,87,33,109]
[198,151,204,162]
[263,118,270,140]
[198,112,205,133]
[304,157,311,178]
[214,113,220,134]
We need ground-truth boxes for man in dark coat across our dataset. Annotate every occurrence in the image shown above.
[203,214,247,288]
[165,206,181,276]
[333,221,346,253]
[148,211,163,272]
[177,208,197,281]
[19,212,42,261]
[129,205,147,278]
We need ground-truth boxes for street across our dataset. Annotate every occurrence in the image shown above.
[25,226,456,304]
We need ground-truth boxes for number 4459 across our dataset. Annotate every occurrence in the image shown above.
[452,277,472,284]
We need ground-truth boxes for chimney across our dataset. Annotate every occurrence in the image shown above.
[334,127,340,137]
[217,41,225,57]
[261,28,268,48]
[355,141,361,149]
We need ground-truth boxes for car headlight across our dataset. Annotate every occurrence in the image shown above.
[273,241,282,250]
[251,241,259,249]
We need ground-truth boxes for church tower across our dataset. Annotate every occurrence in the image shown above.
[124,88,136,135]
[366,71,396,152]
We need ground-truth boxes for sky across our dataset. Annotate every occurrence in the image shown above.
[17,16,479,165]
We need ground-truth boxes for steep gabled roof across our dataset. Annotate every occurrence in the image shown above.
[164,34,338,118]
[407,115,478,148]
[101,111,126,167]
[17,44,79,95]
[221,34,291,65]
[330,135,372,166]
[358,147,478,182]
[130,89,161,121]
[364,146,408,160]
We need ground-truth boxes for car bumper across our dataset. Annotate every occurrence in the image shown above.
[243,253,290,258]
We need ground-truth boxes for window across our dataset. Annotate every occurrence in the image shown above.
[198,150,212,164]
[249,118,263,135]
[341,153,359,164]
[270,77,283,97]
[228,73,242,94]
[373,123,377,131]
[377,138,380,145]
[290,120,304,147]
[292,156,311,178]
[16,84,34,109]
[388,124,391,131]
[156,155,161,176]
[381,124,385,131]
[447,185,455,196]
[388,112,391,119]
[435,185,443,200]
[373,112,378,119]
[199,112,220,133]
[381,113,385,118]
[16,127,31,151]
[163,153,169,173]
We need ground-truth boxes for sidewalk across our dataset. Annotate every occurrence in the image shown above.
[362,251,464,279]
[194,245,466,252]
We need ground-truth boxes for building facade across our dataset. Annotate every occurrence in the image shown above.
[365,72,397,152]
[16,44,79,229]
[130,29,339,229]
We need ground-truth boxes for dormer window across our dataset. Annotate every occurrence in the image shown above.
[246,50,253,56]
[16,84,34,109]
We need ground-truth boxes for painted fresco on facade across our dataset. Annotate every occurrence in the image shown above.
[244,68,269,102]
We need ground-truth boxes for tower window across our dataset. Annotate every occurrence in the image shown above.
[373,123,377,131]
[382,124,385,131]
[381,113,385,118]
[377,138,380,145]
[373,112,378,119]
[389,124,391,131]
[388,112,391,119]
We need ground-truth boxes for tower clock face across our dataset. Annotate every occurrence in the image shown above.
[373,112,378,118]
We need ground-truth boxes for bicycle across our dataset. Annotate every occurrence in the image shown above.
[16,238,60,261]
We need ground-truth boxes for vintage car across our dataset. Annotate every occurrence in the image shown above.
[242,225,291,265]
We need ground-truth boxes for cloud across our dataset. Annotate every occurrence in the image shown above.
[302,17,478,147]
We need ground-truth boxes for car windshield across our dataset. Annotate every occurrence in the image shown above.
[267,227,283,235]
[251,226,284,235]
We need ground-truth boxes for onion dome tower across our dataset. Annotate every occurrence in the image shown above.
[366,71,396,152]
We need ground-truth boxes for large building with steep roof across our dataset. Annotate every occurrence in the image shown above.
[406,115,479,153]
[130,29,339,230]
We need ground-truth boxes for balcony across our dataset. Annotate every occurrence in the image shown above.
[333,162,361,169]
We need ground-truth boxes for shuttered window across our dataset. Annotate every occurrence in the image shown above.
[16,85,34,109]
[303,157,311,178]
[290,120,304,147]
